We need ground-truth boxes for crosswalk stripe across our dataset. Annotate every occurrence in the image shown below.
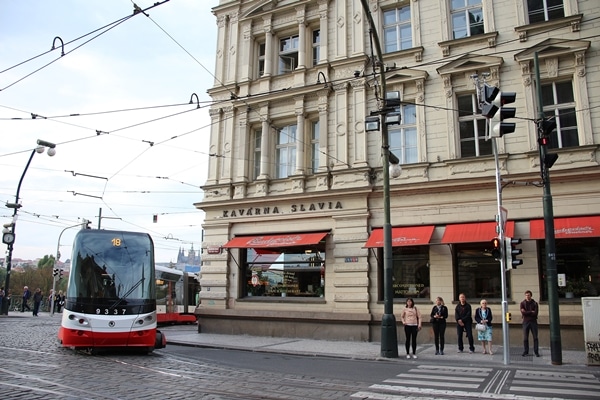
[510,385,597,397]
[384,378,481,389]
[512,379,599,391]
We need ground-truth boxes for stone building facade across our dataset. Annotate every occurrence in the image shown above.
[196,0,599,349]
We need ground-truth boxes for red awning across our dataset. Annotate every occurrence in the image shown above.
[530,216,600,239]
[223,232,328,248]
[441,221,515,244]
[364,226,435,248]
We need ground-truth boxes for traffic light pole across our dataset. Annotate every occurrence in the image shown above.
[491,136,511,366]
[534,52,562,365]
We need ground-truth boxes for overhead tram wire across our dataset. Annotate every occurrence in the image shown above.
[0,1,171,92]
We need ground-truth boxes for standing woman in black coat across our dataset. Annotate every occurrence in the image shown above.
[430,296,449,355]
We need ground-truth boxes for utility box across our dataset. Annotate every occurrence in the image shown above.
[582,297,600,366]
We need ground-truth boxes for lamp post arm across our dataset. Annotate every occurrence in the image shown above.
[50,222,82,316]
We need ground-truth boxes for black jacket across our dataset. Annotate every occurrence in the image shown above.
[430,304,448,323]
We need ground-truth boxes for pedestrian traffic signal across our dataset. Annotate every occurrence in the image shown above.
[59,268,63,280]
[490,237,502,260]
[53,268,59,277]
[505,237,523,269]
[481,84,500,118]
[538,118,559,168]
[489,92,516,138]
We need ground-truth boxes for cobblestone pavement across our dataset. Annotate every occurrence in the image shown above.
[0,314,376,400]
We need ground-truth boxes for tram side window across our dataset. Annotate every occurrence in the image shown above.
[242,247,325,298]
[539,238,600,300]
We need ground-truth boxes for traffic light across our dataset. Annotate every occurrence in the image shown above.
[489,92,516,138]
[490,237,502,260]
[53,268,59,277]
[481,84,500,118]
[505,237,523,269]
[59,268,63,280]
[538,118,558,168]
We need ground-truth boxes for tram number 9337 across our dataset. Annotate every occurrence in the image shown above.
[96,308,128,315]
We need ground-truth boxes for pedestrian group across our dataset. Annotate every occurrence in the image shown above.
[399,290,539,358]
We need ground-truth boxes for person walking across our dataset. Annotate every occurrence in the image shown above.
[21,286,32,312]
[32,288,43,316]
[430,296,448,355]
[520,290,540,357]
[400,297,422,359]
[474,299,493,354]
[455,293,475,353]
[55,290,65,313]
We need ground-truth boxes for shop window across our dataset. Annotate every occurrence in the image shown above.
[527,0,564,24]
[309,120,320,174]
[458,93,491,157]
[378,246,430,300]
[383,6,412,53]
[539,238,600,300]
[388,103,418,164]
[455,243,506,300]
[278,34,299,74]
[542,80,578,149]
[450,0,484,40]
[275,124,297,179]
[242,247,325,298]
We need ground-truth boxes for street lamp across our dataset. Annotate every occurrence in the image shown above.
[360,0,401,357]
[1,139,56,315]
[50,222,83,316]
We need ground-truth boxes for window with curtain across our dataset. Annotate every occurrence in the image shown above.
[275,125,297,178]
[450,0,484,39]
[310,120,319,174]
[542,80,578,148]
[388,103,417,164]
[257,42,265,78]
[252,129,262,180]
[312,29,320,66]
[383,6,412,53]
[458,93,491,157]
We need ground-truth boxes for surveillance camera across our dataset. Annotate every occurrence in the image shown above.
[354,70,360,78]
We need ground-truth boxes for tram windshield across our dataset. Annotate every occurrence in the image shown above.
[67,230,155,304]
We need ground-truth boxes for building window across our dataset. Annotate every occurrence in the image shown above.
[458,93,491,157]
[455,243,506,300]
[378,246,430,300]
[242,247,325,298]
[252,129,262,180]
[275,125,297,178]
[279,34,299,74]
[539,238,600,300]
[383,6,412,53]
[450,0,484,39]
[527,0,564,24]
[257,42,266,78]
[542,81,578,148]
[310,120,320,174]
[312,30,320,66]
[389,103,417,164]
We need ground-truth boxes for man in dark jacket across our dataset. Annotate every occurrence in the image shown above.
[520,290,540,357]
[21,286,31,312]
[455,293,475,353]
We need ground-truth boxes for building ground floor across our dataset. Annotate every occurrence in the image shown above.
[196,175,600,351]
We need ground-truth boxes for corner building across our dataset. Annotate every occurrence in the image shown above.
[196,0,600,349]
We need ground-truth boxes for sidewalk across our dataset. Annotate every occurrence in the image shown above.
[161,325,590,368]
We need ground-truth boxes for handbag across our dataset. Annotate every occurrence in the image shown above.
[476,323,487,331]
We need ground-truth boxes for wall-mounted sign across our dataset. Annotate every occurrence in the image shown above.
[207,246,222,255]
[345,257,358,263]
[222,201,343,218]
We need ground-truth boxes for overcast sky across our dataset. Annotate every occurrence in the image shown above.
[1,0,219,263]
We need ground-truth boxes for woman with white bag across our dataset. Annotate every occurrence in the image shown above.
[474,299,493,354]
